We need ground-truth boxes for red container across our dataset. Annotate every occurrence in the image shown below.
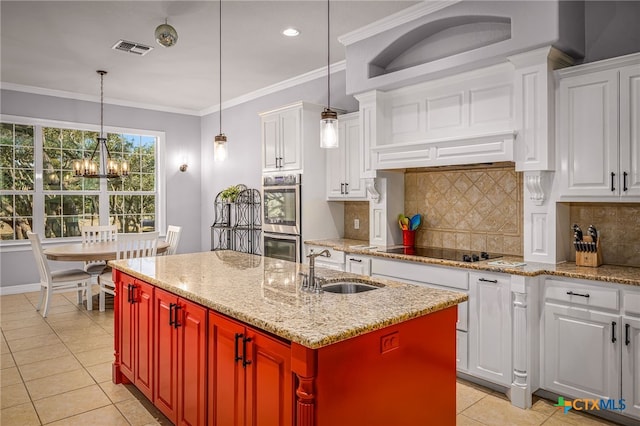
[402,229,416,247]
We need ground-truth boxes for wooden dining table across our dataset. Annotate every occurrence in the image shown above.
[43,240,170,261]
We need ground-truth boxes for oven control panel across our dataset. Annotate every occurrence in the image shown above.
[263,174,301,186]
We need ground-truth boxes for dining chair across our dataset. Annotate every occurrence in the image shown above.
[80,224,117,279]
[98,231,159,312]
[27,232,92,317]
[165,225,182,255]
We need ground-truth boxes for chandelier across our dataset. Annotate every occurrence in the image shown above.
[74,70,128,179]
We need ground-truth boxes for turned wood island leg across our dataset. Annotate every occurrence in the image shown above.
[292,343,318,426]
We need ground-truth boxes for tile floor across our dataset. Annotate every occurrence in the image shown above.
[0,291,623,425]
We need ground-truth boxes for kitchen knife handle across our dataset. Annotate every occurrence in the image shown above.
[625,323,631,346]
[479,278,498,284]
[623,171,628,192]
[611,172,616,192]
[566,291,590,298]
[612,321,617,343]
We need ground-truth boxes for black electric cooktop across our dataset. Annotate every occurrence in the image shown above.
[382,247,502,263]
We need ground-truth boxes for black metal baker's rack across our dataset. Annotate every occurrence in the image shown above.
[210,186,262,255]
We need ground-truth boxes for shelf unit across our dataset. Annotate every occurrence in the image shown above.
[210,187,262,255]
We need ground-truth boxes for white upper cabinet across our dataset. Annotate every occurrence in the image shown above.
[326,113,366,200]
[558,54,640,199]
[261,106,302,173]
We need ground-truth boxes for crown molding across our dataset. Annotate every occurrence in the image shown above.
[0,82,201,116]
[338,0,461,47]
[199,60,347,116]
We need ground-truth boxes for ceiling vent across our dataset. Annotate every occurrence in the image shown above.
[111,40,153,56]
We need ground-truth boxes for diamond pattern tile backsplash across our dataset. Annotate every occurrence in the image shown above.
[405,165,523,255]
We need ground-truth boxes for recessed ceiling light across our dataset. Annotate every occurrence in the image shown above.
[282,28,300,37]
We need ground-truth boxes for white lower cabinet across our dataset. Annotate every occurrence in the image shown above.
[468,271,512,386]
[345,254,371,276]
[623,316,640,418]
[304,245,345,271]
[543,302,621,400]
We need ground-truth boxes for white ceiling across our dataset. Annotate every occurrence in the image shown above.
[1,1,418,115]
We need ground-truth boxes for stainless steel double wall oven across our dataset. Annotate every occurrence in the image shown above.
[262,174,301,262]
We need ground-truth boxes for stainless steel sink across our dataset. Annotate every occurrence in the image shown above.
[322,282,382,294]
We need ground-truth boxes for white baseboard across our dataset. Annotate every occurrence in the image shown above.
[0,283,40,296]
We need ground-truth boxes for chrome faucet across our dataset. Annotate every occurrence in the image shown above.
[303,249,331,293]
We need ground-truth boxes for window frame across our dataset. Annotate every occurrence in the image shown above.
[0,114,166,249]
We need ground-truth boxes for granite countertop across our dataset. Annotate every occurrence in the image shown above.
[109,251,467,349]
[305,239,640,287]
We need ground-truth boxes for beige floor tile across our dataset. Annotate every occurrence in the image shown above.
[0,309,43,324]
[0,315,47,331]
[56,326,110,342]
[49,317,97,332]
[44,303,83,316]
[457,381,489,413]
[543,408,621,425]
[2,323,54,342]
[1,382,30,409]
[13,342,71,366]
[33,384,111,424]
[85,361,113,383]
[1,366,23,387]
[462,394,549,426]
[18,354,83,382]
[1,338,10,354]
[0,402,41,426]
[44,310,91,325]
[74,346,115,367]
[64,333,113,354]
[25,368,95,401]
[116,398,163,426]
[47,404,129,426]
[457,414,488,425]
[7,333,62,352]
[99,380,136,403]
[530,397,557,417]
[1,353,16,369]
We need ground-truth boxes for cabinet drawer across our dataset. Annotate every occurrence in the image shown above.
[457,330,468,371]
[371,258,469,290]
[624,289,640,316]
[305,246,345,266]
[545,279,619,310]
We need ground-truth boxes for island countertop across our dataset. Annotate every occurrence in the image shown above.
[109,250,467,349]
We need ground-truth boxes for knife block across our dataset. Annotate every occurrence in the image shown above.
[575,235,602,267]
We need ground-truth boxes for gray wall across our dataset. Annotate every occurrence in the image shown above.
[583,1,640,63]
[0,89,201,289]
[200,70,358,251]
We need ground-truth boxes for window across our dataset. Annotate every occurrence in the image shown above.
[0,116,164,242]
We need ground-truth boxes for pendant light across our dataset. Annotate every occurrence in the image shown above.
[214,0,228,162]
[74,70,128,179]
[320,0,338,149]
[155,18,178,47]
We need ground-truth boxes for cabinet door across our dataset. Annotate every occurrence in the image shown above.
[133,280,154,401]
[623,316,640,419]
[559,69,619,197]
[245,329,292,426]
[177,299,208,426]
[344,118,366,198]
[619,64,640,197]
[543,303,621,400]
[208,312,246,426]
[279,107,301,171]
[326,133,346,199]
[118,278,135,382]
[262,113,279,171]
[154,288,179,422]
[468,272,512,386]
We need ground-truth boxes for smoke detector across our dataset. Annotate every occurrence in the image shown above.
[111,40,153,56]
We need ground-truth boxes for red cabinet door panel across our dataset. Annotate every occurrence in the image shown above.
[133,280,154,401]
[154,288,178,422]
[118,276,135,381]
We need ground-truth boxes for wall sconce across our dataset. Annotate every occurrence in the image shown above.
[179,163,188,172]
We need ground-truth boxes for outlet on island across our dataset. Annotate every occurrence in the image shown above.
[354,219,360,230]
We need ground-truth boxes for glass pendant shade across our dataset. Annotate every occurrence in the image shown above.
[214,134,227,162]
[155,20,178,47]
[320,108,339,149]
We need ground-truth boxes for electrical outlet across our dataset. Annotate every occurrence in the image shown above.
[354,219,360,230]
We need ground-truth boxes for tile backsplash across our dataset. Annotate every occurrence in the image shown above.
[404,164,523,255]
[567,203,640,267]
[344,201,370,241]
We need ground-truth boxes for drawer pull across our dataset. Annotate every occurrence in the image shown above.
[626,324,631,346]
[623,171,629,192]
[566,291,590,298]
[479,278,498,283]
[612,321,617,343]
[349,258,362,263]
[611,172,616,192]
[242,336,252,368]
[234,333,243,362]
[169,303,175,327]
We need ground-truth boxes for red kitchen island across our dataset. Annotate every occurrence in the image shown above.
[110,251,467,426]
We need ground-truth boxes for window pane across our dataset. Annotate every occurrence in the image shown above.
[0,146,13,168]
[0,124,13,145]
[1,169,13,190]
[15,125,34,147]
[0,194,33,240]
